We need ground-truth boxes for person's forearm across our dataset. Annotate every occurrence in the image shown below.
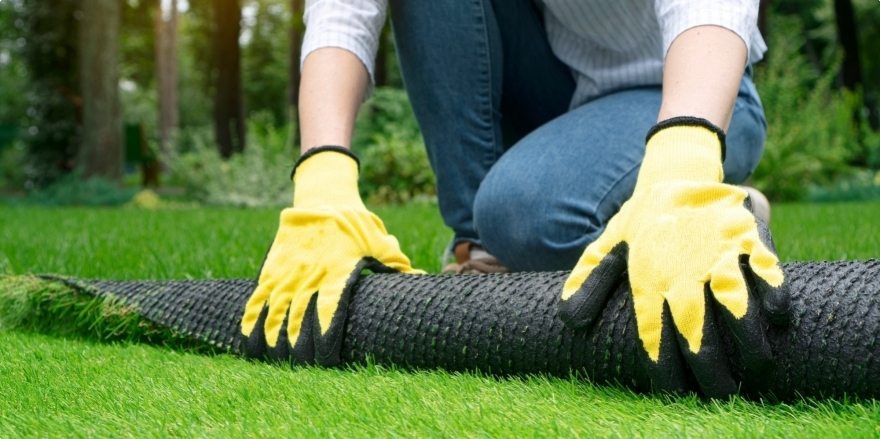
[299,48,370,154]
[658,25,748,132]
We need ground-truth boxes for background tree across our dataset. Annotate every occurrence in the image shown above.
[156,0,179,170]
[757,0,769,48]
[77,0,122,180]
[854,0,880,129]
[0,3,31,132]
[14,0,81,188]
[288,0,303,144]
[771,0,878,162]
[213,0,246,158]
[243,0,290,127]
[121,0,157,88]
[833,0,863,92]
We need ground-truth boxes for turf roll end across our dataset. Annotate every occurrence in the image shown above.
[0,274,213,352]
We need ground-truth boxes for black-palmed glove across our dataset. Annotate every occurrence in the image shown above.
[559,118,791,398]
[241,146,423,366]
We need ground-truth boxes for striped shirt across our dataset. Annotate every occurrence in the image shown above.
[301,0,766,108]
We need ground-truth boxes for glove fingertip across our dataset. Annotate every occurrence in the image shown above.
[743,260,791,325]
[558,282,602,329]
[384,262,423,275]
[361,257,398,274]
[764,284,792,325]
[675,290,739,399]
[242,303,270,360]
[312,260,365,367]
[559,243,629,329]
[558,272,621,329]
[290,293,318,366]
[313,303,345,367]
[641,303,689,395]
[713,285,775,374]
[268,312,293,364]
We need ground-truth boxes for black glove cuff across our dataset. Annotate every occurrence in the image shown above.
[290,145,360,180]
[645,116,727,162]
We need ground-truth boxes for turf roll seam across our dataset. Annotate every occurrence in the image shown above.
[34,259,880,400]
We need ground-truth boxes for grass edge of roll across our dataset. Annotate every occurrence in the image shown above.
[0,274,212,352]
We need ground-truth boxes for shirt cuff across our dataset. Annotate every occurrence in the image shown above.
[300,0,386,99]
[656,0,762,65]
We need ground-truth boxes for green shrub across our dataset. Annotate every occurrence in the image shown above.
[862,108,880,169]
[172,90,436,207]
[806,169,880,202]
[171,114,295,208]
[353,88,436,205]
[17,170,137,207]
[0,140,28,191]
[751,16,867,201]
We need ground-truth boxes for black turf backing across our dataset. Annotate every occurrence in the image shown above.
[43,259,880,400]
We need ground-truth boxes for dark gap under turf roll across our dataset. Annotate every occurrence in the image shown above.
[46,259,880,400]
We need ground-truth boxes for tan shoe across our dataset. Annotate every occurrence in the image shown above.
[442,242,510,274]
[742,185,771,224]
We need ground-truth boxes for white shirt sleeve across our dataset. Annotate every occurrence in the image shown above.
[655,0,765,65]
[301,0,388,97]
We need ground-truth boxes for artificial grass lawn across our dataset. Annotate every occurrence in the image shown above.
[1,202,880,437]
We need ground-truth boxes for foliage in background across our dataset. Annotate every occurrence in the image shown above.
[823,0,880,130]
[172,113,294,207]
[175,8,214,134]
[353,88,436,205]
[167,88,434,207]
[852,0,880,128]
[772,0,880,130]
[118,0,161,140]
[0,7,29,128]
[242,0,290,127]
[2,0,878,204]
[806,169,880,203]
[0,141,27,190]
[750,15,876,202]
[13,169,137,207]
[10,0,82,190]
[129,0,292,153]
[120,0,157,90]
[120,81,158,137]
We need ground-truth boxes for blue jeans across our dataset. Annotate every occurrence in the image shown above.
[389,0,768,272]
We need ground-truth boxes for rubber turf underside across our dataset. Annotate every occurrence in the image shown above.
[47,259,880,400]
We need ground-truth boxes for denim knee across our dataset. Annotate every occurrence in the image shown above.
[723,72,768,184]
[473,170,592,272]
[723,100,767,184]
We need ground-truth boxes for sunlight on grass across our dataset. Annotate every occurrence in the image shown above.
[1,202,879,436]
[770,202,880,262]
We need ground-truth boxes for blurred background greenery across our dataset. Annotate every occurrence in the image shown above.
[0,0,877,207]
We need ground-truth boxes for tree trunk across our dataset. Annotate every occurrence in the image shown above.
[77,0,123,181]
[833,0,863,91]
[374,24,388,88]
[156,0,179,173]
[214,0,246,158]
[288,0,304,146]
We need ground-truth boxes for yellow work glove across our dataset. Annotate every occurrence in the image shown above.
[559,117,791,398]
[241,146,423,366]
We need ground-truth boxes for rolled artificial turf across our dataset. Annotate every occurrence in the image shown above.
[37,258,880,400]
